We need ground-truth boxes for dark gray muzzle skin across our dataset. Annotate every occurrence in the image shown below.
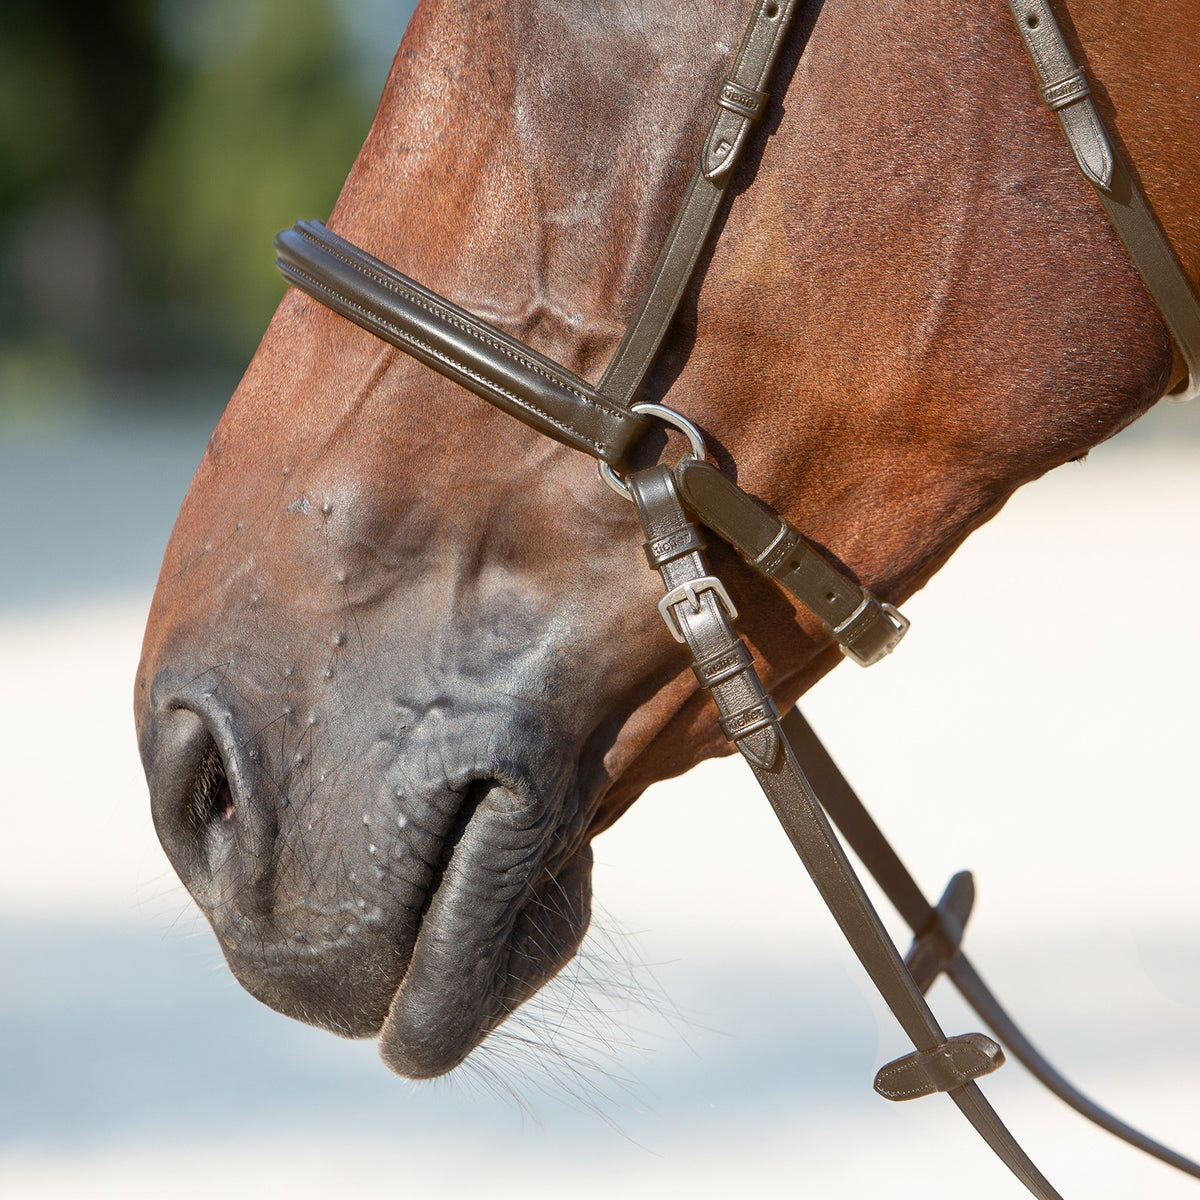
[138,587,605,1078]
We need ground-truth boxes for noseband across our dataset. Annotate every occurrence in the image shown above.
[272,1,1200,1194]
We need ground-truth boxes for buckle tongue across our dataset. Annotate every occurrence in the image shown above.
[657,575,738,643]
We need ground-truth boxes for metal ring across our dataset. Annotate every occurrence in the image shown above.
[599,402,708,500]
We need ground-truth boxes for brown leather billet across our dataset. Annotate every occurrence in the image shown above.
[1008,0,1200,401]
[630,465,780,769]
[275,221,646,464]
[675,458,908,665]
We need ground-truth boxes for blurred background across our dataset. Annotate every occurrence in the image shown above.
[1,0,405,403]
[2,2,1199,1197]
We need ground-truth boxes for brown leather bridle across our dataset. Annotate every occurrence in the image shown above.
[271,1,1200,1194]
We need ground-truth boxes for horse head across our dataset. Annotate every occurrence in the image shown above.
[136,0,1198,1080]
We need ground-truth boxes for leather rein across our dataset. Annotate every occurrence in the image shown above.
[272,1,1200,1194]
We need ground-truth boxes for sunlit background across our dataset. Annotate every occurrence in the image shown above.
[3,2,1199,1197]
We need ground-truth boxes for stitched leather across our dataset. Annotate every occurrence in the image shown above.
[1008,0,1200,401]
[630,466,779,767]
[875,1033,1005,1101]
[274,221,646,464]
[675,458,907,665]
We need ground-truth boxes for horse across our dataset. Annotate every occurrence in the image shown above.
[135,0,1198,1189]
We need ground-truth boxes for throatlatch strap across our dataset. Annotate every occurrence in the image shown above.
[1007,0,1200,401]
[274,221,645,464]
[599,0,806,406]
[628,465,1062,1200]
[674,458,908,666]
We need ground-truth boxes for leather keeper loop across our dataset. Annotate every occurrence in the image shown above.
[875,1033,1005,1102]
[1040,68,1090,110]
[718,696,780,744]
[692,641,754,689]
[644,523,706,569]
[754,524,803,577]
[717,78,767,120]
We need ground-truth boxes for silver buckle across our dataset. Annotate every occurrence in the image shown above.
[879,602,910,645]
[838,601,910,667]
[599,402,708,500]
[657,575,738,643]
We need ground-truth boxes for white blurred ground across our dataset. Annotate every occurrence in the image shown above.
[2,414,1199,1199]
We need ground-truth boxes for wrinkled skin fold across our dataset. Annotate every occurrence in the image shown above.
[136,0,1198,1076]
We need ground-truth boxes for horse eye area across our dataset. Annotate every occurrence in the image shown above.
[186,738,234,827]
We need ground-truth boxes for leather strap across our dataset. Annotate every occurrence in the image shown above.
[904,870,975,993]
[780,705,1200,1180]
[635,476,1200,1182]
[875,1033,1005,1101]
[275,218,914,669]
[628,465,1063,1200]
[635,465,780,769]
[1007,0,1200,401]
[598,0,806,406]
[275,221,646,464]
[675,458,908,666]
[273,0,810,459]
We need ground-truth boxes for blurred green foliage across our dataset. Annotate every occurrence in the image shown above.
[0,0,413,411]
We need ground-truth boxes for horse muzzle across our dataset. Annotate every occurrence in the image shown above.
[138,674,594,1073]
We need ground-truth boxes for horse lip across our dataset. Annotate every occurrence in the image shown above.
[376,778,568,1077]
[218,773,554,1053]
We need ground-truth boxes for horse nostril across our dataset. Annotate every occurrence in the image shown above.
[143,704,256,907]
[188,739,235,828]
